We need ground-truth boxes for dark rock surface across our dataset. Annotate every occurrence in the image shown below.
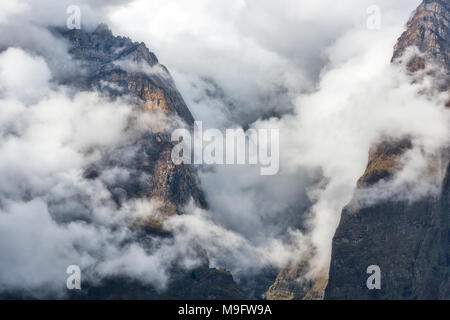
[325,0,449,300]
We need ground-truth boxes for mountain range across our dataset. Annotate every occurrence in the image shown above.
[0,0,448,300]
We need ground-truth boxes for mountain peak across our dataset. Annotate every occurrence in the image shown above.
[392,0,449,72]
[93,23,113,36]
[52,24,195,124]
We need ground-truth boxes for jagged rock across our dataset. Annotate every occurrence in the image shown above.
[357,138,413,187]
[392,0,449,74]
[47,24,244,299]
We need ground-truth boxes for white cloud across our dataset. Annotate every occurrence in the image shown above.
[0,48,51,104]
[106,0,421,125]
[1,0,448,296]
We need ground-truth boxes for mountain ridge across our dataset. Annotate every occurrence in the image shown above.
[325,0,449,299]
[41,24,246,300]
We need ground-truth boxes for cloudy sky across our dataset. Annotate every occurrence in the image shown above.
[1,0,449,297]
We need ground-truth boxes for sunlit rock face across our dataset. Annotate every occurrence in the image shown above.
[35,25,246,300]
[325,0,449,300]
[53,24,206,217]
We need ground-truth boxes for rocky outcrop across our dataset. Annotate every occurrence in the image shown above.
[325,0,449,300]
[266,264,310,300]
[55,24,195,123]
[49,24,245,299]
[266,263,327,300]
[392,0,449,75]
[54,24,205,216]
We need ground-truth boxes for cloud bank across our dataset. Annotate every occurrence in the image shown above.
[1,0,449,298]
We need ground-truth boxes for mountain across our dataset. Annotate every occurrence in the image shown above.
[53,24,206,217]
[44,24,246,300]
[392,0,449,76]
[266,262,327,300]
[267,0,449,301]
[325,0,449,299]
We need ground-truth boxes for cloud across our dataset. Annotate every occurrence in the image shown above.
[2,0,449,297]
[0,48,51,104]
[113,57,171,79]
[106,0,420,126]
[263,31,449,276]
[103,0,449,281]
[0,46,188,296]
[165,204,311,277]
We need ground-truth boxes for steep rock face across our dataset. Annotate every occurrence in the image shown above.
[393,0,449,75]
[56,24,195,123]
[266,262,327,300]
[48,25,245,299]
[325,0,449,300]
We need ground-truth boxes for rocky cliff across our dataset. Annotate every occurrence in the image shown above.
[54,25,206,216]
[49,24,246,300]
[325,0,449,299]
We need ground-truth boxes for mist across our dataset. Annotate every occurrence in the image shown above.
[2,0,449,297]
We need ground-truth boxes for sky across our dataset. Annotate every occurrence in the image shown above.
[1,0,449,297]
